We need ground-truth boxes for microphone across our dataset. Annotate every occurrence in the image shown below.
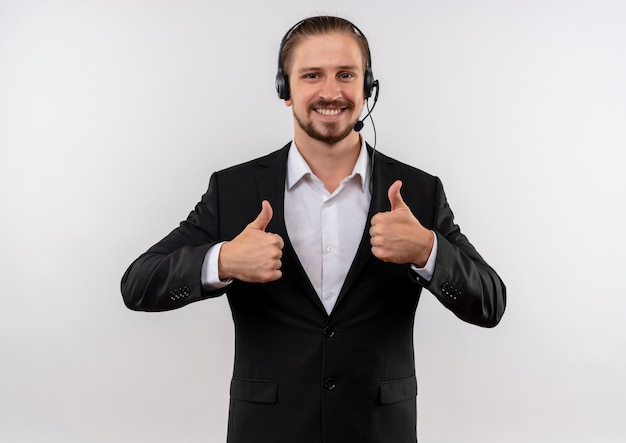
[354,80,380,132]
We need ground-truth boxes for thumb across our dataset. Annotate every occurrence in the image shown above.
[249,200,273,231]
[388,180,407,211]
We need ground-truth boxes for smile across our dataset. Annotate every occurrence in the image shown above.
[315,108,343,116]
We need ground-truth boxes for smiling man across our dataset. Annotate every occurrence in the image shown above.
[121,15,506,443]
[288,32,362,146]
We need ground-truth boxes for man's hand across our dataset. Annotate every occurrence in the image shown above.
[369,180,434,267]
[218,200,284,282]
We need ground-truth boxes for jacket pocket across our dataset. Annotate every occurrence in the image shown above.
[230,377,278,404]
[379,376,417,405]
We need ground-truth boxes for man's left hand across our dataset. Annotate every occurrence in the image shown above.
[369,180,434,267]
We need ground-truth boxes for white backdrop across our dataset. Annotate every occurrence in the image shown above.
[2,0,625,442]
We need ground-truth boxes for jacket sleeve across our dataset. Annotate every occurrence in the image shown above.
[120,173,228,312]
[411,177,506,327]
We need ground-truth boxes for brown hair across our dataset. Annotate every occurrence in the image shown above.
[279,16,372,75]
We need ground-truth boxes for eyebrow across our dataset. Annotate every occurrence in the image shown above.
[296,65,361,74]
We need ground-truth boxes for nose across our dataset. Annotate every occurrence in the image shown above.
[319,76,341,101]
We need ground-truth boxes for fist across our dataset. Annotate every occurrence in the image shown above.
[369,180,434,266]
[218,200,284,283]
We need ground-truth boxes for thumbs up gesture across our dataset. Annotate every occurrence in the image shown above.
[369,180,434,266]
[218,200,284,283]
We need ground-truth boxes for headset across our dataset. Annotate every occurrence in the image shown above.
[275,18,378,102]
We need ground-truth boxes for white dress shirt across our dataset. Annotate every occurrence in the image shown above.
[284,140,371,313]
[201,140,437,314]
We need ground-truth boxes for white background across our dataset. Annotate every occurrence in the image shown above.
[2,0,625,442]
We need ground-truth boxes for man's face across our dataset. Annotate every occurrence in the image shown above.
[285,32,366,145]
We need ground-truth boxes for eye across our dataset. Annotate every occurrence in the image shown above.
[340,72,354,79]
[304,73,319,79]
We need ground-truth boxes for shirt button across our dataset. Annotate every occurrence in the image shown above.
[323,292,333,300]
[325,245,335,253]
[324,378,336,390]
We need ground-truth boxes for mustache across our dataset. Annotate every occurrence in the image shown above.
[309,99,353,110]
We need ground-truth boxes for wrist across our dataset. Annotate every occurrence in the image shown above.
[413,229,434,267]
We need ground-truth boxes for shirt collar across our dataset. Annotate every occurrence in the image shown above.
[286,137,370,192]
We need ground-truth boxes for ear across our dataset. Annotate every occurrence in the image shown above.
[285,98,292,106]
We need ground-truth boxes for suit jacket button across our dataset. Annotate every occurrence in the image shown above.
[324,378,336,390]
[323,326,335,338]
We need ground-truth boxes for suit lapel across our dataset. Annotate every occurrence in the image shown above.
[334,146,400,312]
[255,143,327,316]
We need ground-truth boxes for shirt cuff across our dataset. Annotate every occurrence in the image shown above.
[201,242,233,289]
[410,231,437,282]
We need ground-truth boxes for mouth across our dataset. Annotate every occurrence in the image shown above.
[311,100,353,119]
[315,107,343,116]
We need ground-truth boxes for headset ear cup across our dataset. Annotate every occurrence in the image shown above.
[364,68,375,98]
[276,69,290,100]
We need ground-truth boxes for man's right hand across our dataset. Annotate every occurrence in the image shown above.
[218,200,284,283]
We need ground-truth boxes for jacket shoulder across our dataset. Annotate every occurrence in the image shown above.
[373,147,440,184]
[215,143,290,177]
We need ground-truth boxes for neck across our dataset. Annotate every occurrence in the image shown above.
[294,130,361,193]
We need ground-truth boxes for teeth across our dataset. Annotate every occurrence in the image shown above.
[316,108,341,116]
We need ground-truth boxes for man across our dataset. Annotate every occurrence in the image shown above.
[121,15,506,443]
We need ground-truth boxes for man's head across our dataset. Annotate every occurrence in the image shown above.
[276,16,375,101]
[276,16,377,146]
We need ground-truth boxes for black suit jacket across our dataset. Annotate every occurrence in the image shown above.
[121,143,506,443]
